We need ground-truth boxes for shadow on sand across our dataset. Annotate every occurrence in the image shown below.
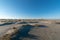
[17,22,28,24]
[11,25,38,40]
[38,25,47,28]
[0,22,14,26]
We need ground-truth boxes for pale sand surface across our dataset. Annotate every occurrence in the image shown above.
[0,19,60,40]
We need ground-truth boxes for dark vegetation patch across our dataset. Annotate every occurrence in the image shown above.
[55,22,60,24]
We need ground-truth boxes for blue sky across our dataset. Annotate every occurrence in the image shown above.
[0,0,60,19]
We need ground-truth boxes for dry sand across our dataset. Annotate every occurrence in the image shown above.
[0,19,60,40]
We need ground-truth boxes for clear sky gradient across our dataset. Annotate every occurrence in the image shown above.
[0,0,60,19]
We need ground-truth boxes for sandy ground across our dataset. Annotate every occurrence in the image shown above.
[0,20,60,40]
[29,24,60,40]
[0,24,23,37]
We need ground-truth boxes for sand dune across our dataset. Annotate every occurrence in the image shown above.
[0,19,60,40]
